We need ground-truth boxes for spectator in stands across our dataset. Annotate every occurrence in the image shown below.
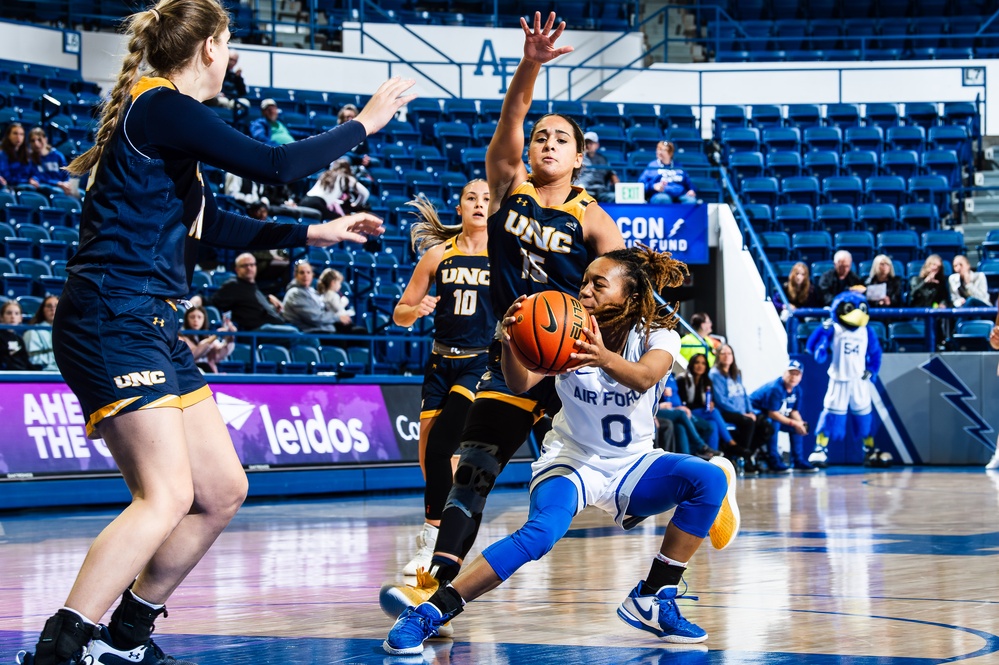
[656,372,719,459]
[26,127,76,197]
[988,320,999,470]
[0,300,33,370]
[638,140,696,205]
[575,131,618,202]
[281,260,348,333]
[709,344,758,462]
[179,305,235,373]
[750,359,814,472]
[774,261,821,322]
[220,51,247,106]
[299,158,371,220]
[212,252,297,332]
[817,250,865,306]
[23,295,58,371]
[223,171,268,208]
[678,312,722,367]
[250,98,294,146]
[864,254,903,308]
[0,122,30,188]
[316,267,358,335]
[338,103,373,175]
[908,254,949,308]
[949,255,992,308]
[677,352,746,462]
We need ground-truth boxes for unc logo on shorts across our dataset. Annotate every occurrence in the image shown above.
[113,370,167,389]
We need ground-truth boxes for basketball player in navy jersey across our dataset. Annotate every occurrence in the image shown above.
[383,247,740,654]
[393,180,495,576]
[379,11,625,615]
[16,2,413,664]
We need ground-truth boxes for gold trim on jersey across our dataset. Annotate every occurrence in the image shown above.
[420,408,444,420]
[131,76,176,100]
[85,396,142,438]
[475,390,538,412]
[510,180,594,223]
[442,235,488,260]
[180,385,214,408]
[449,384,476,402]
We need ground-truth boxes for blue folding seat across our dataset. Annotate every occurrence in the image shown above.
[908,175,951,220]
[407,98,445,141]
[691,178,724,203]
[921,230,965,263]
[627,126,664,152]
[816,203,856,233]
[623,103,661,129]
[551,99,584,120]
[921,149,960,187]
[381,119,420,145]
[842,150,878,179]
[713,105,748,139]
[786,104,822,129]
[413,145,448,172]
[903,102,939,130]
[782,176,821,207]
[750,105,784,128]
[379,144,415,171]
[792,230,834,262]
[721,128,760,160]
[880,150,920,179]
[774,203,814,234]
[942,101,979,137]
[773,260,799,280]
[889,321,928,352]
[766,152,803,178]
[743,203,773,232]
[886,126,925,153]
[477,99,504,123]
[444,98,478,126]
[866,175,907,207]
[728,152,765,184]
[845,126,884,156]
[947,320,994,352]
[368,167,408,198]
[858,203,898,235]
[664,128,703,155]
[822,175,864,206]
[660,105,697,129]
[741,177,780,207]
[825,103,861,129]
[434,121,473,168]
[927,126,971,164]
[977,229,999,260]
[898,202,939,232]
[803,126,842,153]
[864,103,900,130]
[877,230,921,263]
[834,230,876,262]
[804,151,840,179]
[979,259,999,298]
[588,124,627,152]
[762,127,801,154]
[586,101,623,127]
[774,19,809,49]
[759,231,792,261]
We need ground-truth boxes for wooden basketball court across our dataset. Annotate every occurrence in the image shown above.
[2,466,998,664]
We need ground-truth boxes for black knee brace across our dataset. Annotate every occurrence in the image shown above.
[108,587,166,650]
[34,609,94,664]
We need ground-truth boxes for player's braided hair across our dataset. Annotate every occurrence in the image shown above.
[408,179,486,255]
[68,0,230,176]
[593,244,687,353]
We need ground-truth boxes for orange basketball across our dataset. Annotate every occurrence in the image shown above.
[507,290,592,376]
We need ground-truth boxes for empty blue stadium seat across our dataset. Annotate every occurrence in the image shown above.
[920,230,965,263]
[865,103,900,130]
[782,176,821,207]
[889,320,928,353]
[760,231,792,261]
[907,175,951,219]
[845,126,884,156]
[858,203,899,235]
[921,149,960,187]
[713,105,748,138]
[722,128,761,160]
[977,229,999,260]
[887,126,925,153]
[823,175,864,206]
[816,203,856,233]
[903,102,939,130]
[804,151,840,179]
[775,203,814,234]
[786,104,822,129]
[899,202,939,231]
[741,177,780,207]
[743,203,773,231]
[803,126,842,152]
[792,230,834,262]
[947,320,994,352]
[865,175,907,207]
[766,152,803,178]
[750,105,783,128]
[834,230,876,262]
[842,150,879,179]
[762,127,801,153]
[877,230,921,263]
[880,150,920,179]
[825,103,861,129]
[729,152,765,183]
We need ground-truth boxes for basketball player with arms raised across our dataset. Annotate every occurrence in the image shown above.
[379,11,625,613]
[383,247,740,654]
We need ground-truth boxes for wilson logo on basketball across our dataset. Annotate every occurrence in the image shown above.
[113,371,167,389]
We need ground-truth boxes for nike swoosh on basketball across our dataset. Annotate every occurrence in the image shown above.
[541,299,558,333]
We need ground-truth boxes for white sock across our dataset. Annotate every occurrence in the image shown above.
[129,590,165,611]
[655,553,688,568]
[60,606,98,627]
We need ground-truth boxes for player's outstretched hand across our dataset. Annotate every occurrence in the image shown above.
[570,315,609,369]
[354,76,417,137]
[306,212,385,246]
[520,11,574,64]
[500,295,527,346]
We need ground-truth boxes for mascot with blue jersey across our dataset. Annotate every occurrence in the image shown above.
[805,291,890,467]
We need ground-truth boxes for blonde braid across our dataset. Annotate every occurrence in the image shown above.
[67,12,155,176]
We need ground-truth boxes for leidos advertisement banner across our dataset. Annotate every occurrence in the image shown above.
[0,382,423,477]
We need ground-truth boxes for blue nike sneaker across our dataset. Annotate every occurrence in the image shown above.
[383,603,448,656]
[617,582,707,643]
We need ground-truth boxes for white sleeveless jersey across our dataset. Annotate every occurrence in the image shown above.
[828,322,869,381]
[549,326,681,458]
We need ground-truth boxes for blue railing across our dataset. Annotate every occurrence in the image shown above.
[786,306,998,353]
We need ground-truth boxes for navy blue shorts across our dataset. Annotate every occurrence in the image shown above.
[53,279,212,438]
[420,351,488,419]
[475,340,559,417]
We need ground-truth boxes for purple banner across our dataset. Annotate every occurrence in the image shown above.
[0,381,410,477]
